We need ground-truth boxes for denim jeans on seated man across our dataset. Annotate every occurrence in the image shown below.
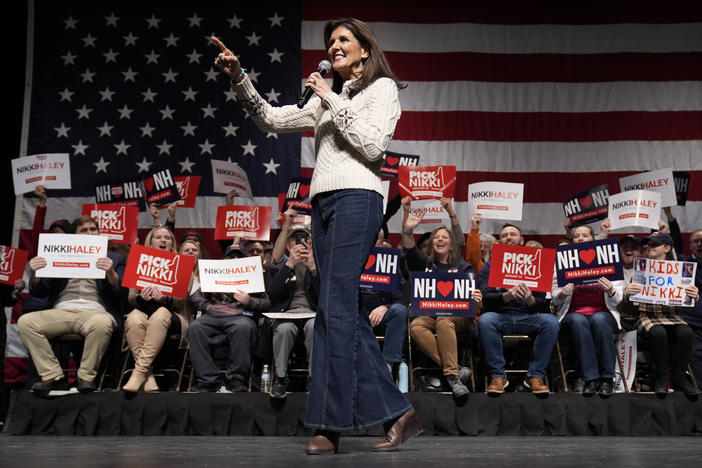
[478,258,559,382]
[560,311,617,382]
[306,189,411,432]
[359,288,408,368]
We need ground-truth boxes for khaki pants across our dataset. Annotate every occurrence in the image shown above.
[410,316,471,376]
[17,308,116,382]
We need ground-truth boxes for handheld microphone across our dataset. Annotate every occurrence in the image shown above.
[297,60,332,108]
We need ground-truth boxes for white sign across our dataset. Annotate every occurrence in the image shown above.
[608,190,661,230]
[619,168,676,208]
[211,160,253,198]
[408,199,452,233]
[198,257,265,293]
[467,182,524,221]
[630,257,697,307]
[12,153,71,195]
[36,234,108,279]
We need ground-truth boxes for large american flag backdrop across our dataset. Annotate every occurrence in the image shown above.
[6,2,702,381]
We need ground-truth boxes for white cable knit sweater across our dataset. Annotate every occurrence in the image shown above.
[232,75,401,199]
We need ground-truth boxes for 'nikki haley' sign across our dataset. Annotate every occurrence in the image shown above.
[410,271,478,317]
[555,238,623,287]
[360,247,401,292]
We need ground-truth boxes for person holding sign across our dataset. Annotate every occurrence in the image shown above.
[17,216,124,397]
[478,224,559,395]
[402,197,481,397]
[122,227,195,393]
[552,226,624,396]
[620,232,700,396]
[212,18,419,455]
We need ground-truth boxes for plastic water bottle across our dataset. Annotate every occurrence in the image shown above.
[67,351,77,386]
[260,365,272,393]
[398,361,409,393]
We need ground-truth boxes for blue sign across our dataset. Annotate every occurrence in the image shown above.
[555,238,624,287]
[360,247,401,292]
[410,271,478,317]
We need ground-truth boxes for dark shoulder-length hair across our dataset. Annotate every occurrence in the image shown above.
[425,226,459,267]
[323,18,405,98]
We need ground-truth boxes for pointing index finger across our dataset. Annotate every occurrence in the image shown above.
[211,36,230,54]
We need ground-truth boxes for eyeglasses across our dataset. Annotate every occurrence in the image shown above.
[691,238,702,244]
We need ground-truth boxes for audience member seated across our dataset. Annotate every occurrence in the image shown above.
[620,232,700,396]
[17,216,125,397]
[678,229,702,387]
[122,227,196,393]
[402,197,480,397]
[188,245,271,392]
[266,212,319,399]
[478,223,559,395]
[551,225,624,396]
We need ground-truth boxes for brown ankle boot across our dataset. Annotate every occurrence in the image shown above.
[122,370,147,393]
[143,372,159,392]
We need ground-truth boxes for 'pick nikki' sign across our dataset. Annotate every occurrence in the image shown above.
[555,238,623,287]
[410,271,478,317]
[122,244,195,298]
[360,247,401,292]
[488,244,556,292]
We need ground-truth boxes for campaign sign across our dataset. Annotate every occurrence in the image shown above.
[95,178,146,210]
[139,168,181,208]
[468,181,524,221]
[619,168,676,207]
[630,257,697,307]
[12,153,71,195]
[36,234,108,279]
[608,190,661,231]
[407,199,452,232]
[673,171,690,206]
[82,203,139,244]
[563,184,610,227]
[555,238,623,287]
[198,257,265,294]
[211,160,253,198]
[398,165,456,200]
[488,243,556,292]
[283,177,312,215]
[174,175,201,208]
[381,151,420,179]
[122,244,195,298]
[214,205,272,241]
[360,247,401,292]
[0,245,29,286]
[410,271,478,317]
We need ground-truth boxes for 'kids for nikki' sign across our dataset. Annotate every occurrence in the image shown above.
[214,205,272,241]
[122,244,196,298]
[398,165,456,200]
[410,271,478,317]
[488,244,556,292]
[360,247,401,292]
[630,257,697,307]
[555,238,623,287]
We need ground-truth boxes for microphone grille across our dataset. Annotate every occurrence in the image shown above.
[318,60,332,74]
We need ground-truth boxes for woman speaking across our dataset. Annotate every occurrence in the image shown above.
[212,18,420,455]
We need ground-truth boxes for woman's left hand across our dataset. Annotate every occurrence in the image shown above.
[472,289,482,303]
[598,277,615,295]
[305,72,332,101]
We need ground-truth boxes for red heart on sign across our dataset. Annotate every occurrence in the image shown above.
[364,254,376,271]
[386,156,399,166]
[579,249,596,264]
[437,281,454,297]
[299,184,310,197]
[579,195,593,208]
[144,177,155,192]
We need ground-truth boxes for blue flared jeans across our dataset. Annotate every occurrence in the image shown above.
[305,189,411,432]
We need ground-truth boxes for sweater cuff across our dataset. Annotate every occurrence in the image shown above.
[232,75,256,100]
